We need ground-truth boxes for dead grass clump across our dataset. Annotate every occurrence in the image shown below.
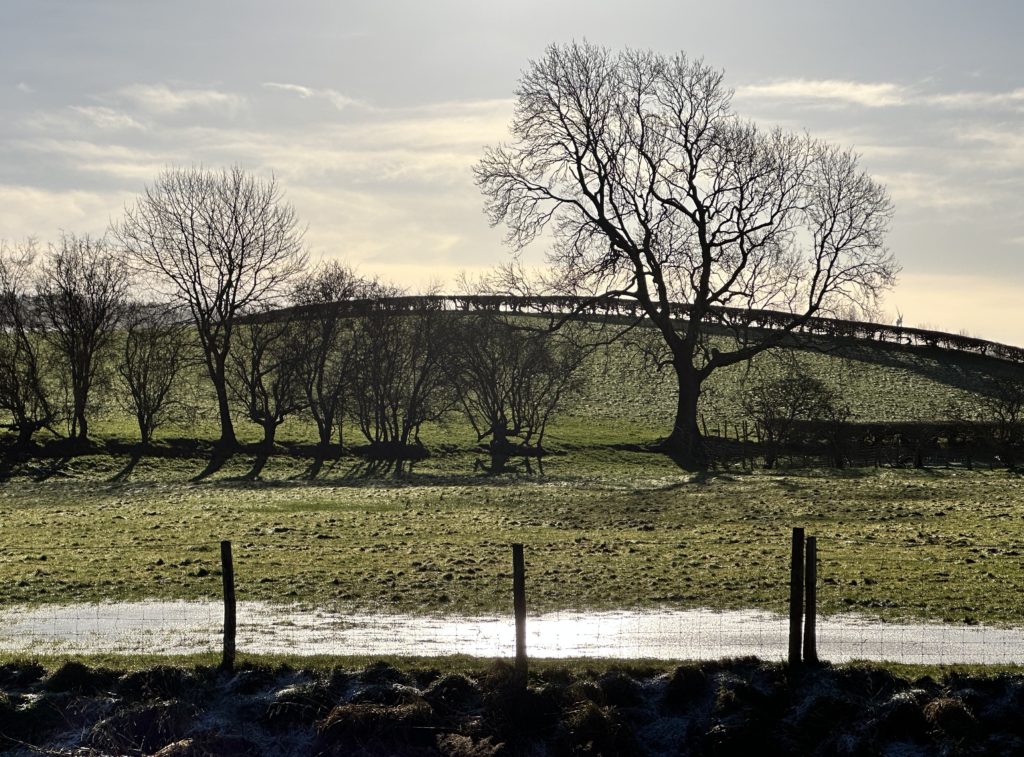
[117,665,194,701]
[597,670,644,709]
[662,664,708,710]
[314,700,435,754]
[870,691,930,745]
[359,660,414,687]
[556,700,637,755]
[436,733,506,757]
[151,731,261,756]
[423,673,482,717]
[264,680,336,726]
[227,664,282,695]
[0,661,46,688]
[86,699,194,754]
[349,682,425,707]
[924,695,978,741]
[44,660,115,694]
[481,683,561,745]
[0,691,65,747]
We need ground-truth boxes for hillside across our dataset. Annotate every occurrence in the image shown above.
[7,308,1022,452]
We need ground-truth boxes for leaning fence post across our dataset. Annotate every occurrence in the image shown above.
[803,536,818,665]
[220,540,236,672]
[788,527,805,666]
[512,543,527,686]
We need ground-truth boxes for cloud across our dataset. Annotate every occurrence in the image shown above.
[263,82,363,110]
[873,171,990,211]
[116,84,245,114]
[736,79,1024,113]
[69,105,144,130]
[15,82,34,94]
[956,127,1024,163]
[12,136,169,184]
[735,79,909,108]
[922,89,1024,110]
[0,184,130,239]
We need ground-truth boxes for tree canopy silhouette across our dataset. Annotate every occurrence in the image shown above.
[117,167,307,448]
[476,43,897,468]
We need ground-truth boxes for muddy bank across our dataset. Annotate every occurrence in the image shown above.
[2,601,1024,664]
[3,658,1024,755]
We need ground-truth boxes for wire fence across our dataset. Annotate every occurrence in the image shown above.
[3,532,1024,666]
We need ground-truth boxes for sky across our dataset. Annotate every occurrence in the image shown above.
[2,0,1022,345]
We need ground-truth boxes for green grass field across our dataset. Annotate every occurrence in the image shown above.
[2,322,1024,627]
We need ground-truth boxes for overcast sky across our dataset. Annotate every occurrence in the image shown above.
[2,0,1022,345]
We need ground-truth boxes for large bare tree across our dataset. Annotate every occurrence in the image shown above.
[116,167,307,448]
[476,43,897,468]
[36,233,131,441]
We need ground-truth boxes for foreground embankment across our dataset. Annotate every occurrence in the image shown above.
[2,658,1024,755]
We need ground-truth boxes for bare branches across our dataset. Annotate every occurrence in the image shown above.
[116,167,308,447]
[117,302,194,445]
[476,42,896,467]
[0,240,55,444]
[36,233,131,440]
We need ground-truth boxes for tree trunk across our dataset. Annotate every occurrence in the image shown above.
[665,361,709,471]
[314,406,332,448]
[210,355,237,448]
[76,406,88,441]
[73,370,89,441]
[17,422,35,447]
[137,412,151,446]
[262,421,277,450]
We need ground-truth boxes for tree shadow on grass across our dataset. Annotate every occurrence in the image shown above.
[340,456,426,480]
[191,446,234,482]
[238,451,271,481]
[473,449,547,477]
[109,446,144,483]
[294,445,346,481]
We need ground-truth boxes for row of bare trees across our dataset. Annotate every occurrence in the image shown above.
[225,273,589,461]
[0,236,134,444]
[0,229,588,456]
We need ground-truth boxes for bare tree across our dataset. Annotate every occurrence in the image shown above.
[0,240,55,445]
[289,262,393,450]
[227,311,308,449]
[980,376,1024,468]
[476,43,896,468]
[742,363,848,468]
[449,315,586,466]
[116,166,307,449]
[35,233,130,441]
[349,304,453,456]
[116,302,194,445]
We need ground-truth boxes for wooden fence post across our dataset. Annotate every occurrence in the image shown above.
[220,540,236,673]
[512,543,527,686]
[803,536,818,665]
[788,527,805,666]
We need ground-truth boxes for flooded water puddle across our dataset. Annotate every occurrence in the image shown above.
[0,601,1021,664]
